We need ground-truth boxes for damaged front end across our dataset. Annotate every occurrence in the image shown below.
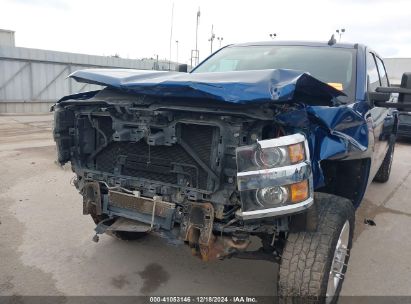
[53,68,370,261]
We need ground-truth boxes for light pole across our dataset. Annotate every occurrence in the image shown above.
[269,33,277,39]
[195,8,200,54]
[208,24,215,54]
[191,8,201,67]
[336,28,345,41]
[175,40,179,63]
[217,37,224,48]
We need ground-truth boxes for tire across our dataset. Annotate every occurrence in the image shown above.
[278,192,355,304]
[373,141,395,183]
[89,205,147,241]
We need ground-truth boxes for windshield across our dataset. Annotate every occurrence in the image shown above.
[193,45,356,101]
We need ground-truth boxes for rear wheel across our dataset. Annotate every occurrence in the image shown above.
[278,193,355,304]
[373,140,395,183]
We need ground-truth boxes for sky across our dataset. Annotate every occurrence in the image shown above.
[1,0,410,64]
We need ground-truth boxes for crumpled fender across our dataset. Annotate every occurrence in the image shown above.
[276,103,370,188]
[69,68,344,106]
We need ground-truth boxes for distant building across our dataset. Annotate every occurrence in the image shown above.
[0,29,15,47]
[384,58,411,86]
[0,29,177,113]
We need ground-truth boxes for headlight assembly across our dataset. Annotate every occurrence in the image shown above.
[236,133,313,219]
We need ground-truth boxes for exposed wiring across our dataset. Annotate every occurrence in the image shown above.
[98,181,134,194]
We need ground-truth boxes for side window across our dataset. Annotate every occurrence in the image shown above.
[366,52,380,91]
[375,57,389,87]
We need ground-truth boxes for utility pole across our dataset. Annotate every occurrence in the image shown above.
[175,40,179,63]
[208,24,215,54]
[168,2,174,70]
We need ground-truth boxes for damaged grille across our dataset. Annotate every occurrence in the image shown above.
[95,124,217,191]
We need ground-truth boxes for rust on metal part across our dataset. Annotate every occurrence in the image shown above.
[83,181,102,215]
[180,201,250,261]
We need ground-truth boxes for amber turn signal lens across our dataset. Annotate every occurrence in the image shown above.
[290,180,309,203]
[288,143,305,164]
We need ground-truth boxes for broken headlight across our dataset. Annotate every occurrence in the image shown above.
[236,133,313,220]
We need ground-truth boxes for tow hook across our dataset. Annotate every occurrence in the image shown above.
[92,218,113,242]
[92,234,99,243]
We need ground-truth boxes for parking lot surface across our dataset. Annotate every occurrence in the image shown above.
[1,114,411,297]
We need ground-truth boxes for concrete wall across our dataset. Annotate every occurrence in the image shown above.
[0,45,178,113]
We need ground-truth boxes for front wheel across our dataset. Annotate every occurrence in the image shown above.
[278,192,355,304]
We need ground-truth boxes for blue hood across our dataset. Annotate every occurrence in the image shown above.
[69,68,345,106]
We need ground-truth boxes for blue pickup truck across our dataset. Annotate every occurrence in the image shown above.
[53,40,411,303]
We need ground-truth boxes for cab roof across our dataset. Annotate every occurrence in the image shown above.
[230,40,364,50]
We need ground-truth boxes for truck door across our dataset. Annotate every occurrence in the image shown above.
[375,55,396,144]
[366,51,390,177]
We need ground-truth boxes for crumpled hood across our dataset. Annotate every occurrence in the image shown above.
[69,68,345,106]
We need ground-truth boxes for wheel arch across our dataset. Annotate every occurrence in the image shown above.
[317,157,371,208]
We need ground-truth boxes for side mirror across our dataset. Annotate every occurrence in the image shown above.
[399,72,411,103]
[372,72,411,109]
[368,91,391,107]
[177,64,188,73]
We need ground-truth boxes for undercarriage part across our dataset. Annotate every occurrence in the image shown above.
[202,236,251,261]
[179,201,250,261]
[234,248,279,263]
[106,217,151,233]
[180,202,215,257]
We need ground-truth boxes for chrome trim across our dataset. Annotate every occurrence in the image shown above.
[257,133,306,149]
[237,161,311,191]
[303,135,311,162]
[236,197,314,220]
